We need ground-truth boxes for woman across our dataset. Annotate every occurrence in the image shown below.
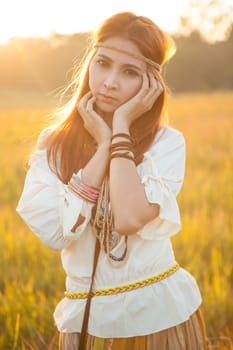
[17,11,206,350]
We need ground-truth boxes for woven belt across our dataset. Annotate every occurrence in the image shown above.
[64,262,180,299]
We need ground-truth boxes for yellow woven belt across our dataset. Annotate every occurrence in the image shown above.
[64,262,180,299]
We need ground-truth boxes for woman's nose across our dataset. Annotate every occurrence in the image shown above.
[103,72,118,89]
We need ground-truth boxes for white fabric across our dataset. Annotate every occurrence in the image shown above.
[16,126,202,337]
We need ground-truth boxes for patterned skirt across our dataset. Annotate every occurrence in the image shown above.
[59,308,208,350]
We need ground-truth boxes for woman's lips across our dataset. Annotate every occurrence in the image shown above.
[98,93,116,103]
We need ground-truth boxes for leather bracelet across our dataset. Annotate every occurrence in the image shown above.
[110,152,135,162]
[110,141,134,152]
[111,133,134,143]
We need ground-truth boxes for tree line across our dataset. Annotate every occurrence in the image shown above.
[0,28,232,93]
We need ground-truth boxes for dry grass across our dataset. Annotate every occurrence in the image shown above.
[0,91,232,349]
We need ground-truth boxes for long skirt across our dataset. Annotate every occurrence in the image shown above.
[59,308,208,350]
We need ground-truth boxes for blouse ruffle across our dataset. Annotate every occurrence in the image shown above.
[136,128,185,240]
[16,128,94,250]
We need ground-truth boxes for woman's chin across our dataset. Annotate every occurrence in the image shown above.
[95,102,116,118]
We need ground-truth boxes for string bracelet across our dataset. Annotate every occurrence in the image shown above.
[78,180,100,196]
[110,141,134,153]
[110,152,135,162]
[111,133,134,143]
[71,177,100,198]
[110,139,135,164]
[68,182,98,204]
[68,175,100,205]
[71,174,100,195]
[69,179,99,200]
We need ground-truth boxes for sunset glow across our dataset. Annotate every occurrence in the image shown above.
[0,0,191,44]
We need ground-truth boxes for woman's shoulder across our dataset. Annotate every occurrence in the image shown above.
[36,125,56,150]
[155,125,184,144]
[28,125,56,166]
[141,126,185,162]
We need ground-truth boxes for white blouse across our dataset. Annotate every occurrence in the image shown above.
[16,126,202,338]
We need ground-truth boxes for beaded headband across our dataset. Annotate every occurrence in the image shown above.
[94,42,161,72]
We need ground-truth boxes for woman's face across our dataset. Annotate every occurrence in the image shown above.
[89,36,147,117]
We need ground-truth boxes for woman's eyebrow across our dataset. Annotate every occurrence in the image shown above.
[96,54,144,72]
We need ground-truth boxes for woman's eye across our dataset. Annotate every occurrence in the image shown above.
[124,69,138,77]
[96,59,108,67]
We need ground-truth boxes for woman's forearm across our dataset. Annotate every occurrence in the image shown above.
[81,142,110,188]
[109,123,159,235]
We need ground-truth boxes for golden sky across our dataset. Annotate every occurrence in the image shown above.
[1,0,232,44]
[0,0,191,43]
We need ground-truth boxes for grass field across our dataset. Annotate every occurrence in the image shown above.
[0,91,232,349]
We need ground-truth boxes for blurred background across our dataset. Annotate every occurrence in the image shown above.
[0,0,233,349]
[0,0,232,106]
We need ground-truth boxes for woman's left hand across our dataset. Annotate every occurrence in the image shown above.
[113,72,163,129]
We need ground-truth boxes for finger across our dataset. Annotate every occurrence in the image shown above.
[86,96,96,112]
[77,91,92,111]
[141,72,150,90]
[141,75,163,110]
[148,73,163,96]
[82,91,92,102]
[156,81,164,95]
[148,73,158,90]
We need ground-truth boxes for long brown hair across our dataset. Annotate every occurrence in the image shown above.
[45,12,175,183]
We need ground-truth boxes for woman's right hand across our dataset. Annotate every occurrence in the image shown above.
[77,91,112,147]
